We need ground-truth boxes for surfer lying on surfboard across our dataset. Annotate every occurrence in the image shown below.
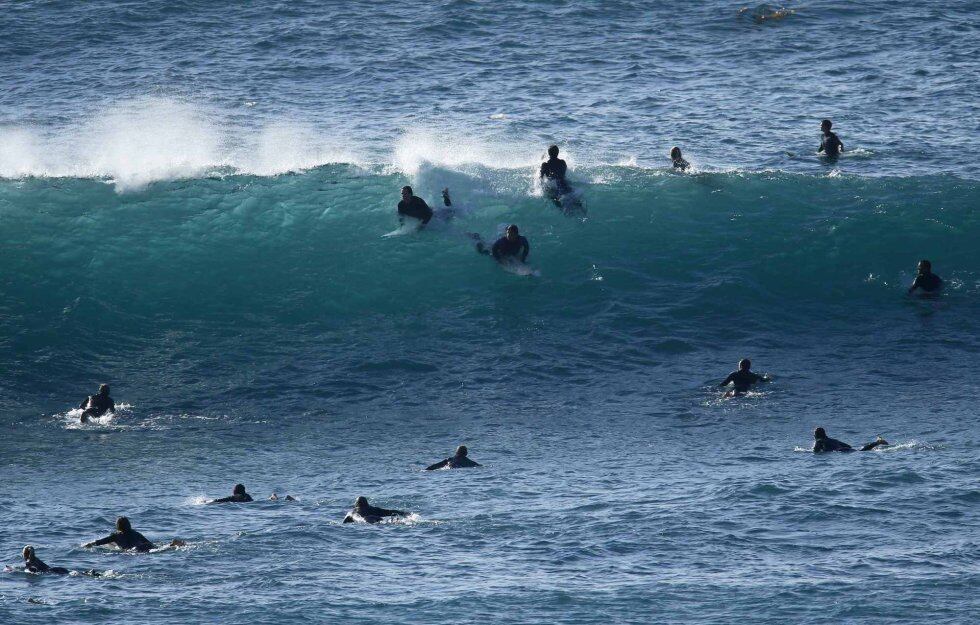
[474,224,529,262]
[395,185,456,229]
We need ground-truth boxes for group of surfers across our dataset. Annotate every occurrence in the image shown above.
[15,422,893,577]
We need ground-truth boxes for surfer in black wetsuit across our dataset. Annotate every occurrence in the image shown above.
[425,445,481,470]
[670,146,690,171]
[397,186,433,226]
[908,259,943,295]
[487,224,530,263]
[84,516,184,552]
[342,497,407,524]
[818,119,844,158]
[78,384,114,422]
[718,359,769,396]
[813,427,889,453]
[540,145,571,203]
[209,483,254,504]
[21,546,70,575]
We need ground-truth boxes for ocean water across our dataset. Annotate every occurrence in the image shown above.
[1,1,979,624]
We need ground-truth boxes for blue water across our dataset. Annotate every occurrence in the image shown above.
[2,2,979,624]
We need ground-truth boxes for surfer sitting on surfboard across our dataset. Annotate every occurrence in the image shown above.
[718,358,770,397]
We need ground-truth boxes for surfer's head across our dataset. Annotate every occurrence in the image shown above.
[671,146,682,160]
[23,545,35,560]
[814,427,827,440]
[506,224,519,242]
[400,186,413,201]
[455,445,468,458]
[821,119,833,133]
[918,259,932,274]
[98,384,110,396]
[233,484,246,496]
[738,358,751,371]
[354,496,368,510]
[548,145,559,158]
[116,516,132,532]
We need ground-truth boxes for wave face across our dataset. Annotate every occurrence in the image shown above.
[2,168,977,394]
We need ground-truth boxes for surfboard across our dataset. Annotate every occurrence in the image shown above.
[382,223,419,238]
[500,259,540,277]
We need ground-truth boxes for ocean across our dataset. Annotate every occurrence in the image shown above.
[1,1,978,623]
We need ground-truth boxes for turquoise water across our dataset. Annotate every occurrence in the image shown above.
[2,2,979,624]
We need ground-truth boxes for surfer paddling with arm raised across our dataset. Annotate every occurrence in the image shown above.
[83,516,185,552]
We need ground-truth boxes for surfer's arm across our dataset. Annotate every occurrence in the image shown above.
[718,373,735,387]
[425,459,450,471]
[491,240,503,261]
[84,535,116,548]
[79,397,90,409]
[343,514,355,524]
[380,508,406,517]
[907,276,922,294]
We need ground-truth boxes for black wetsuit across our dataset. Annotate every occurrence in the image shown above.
[910,271,943,294]
[343,505,407,524]
[24,556,69,575]
[491,236,530,263]
[89,529,156,552]
[79,393,114,420]
[720,370,765,394]
[211,493,254,503]
[814,436,888,453]
[820,132,843,158]
[397,196,433,225]
[672,158,690,171]
[540,158,570,195]
[425,455,481,471]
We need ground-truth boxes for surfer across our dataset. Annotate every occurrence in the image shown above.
[21,546,70,575]
[718,358,769,396]
[83,516,184,552]
[484,224,530,263]
[342,497,407,524]
[907,259,943,295]
[78,383,114,422]
[818,119,844,158]
[425,445,481,470]
[540,145,571,204]
[813,427,889,453]
[670,146,690,171]
[269,493,296,501]
[397,186,433,226]
[208,483,254,503]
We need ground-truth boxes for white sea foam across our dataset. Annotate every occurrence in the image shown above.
[0,98,361,191]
